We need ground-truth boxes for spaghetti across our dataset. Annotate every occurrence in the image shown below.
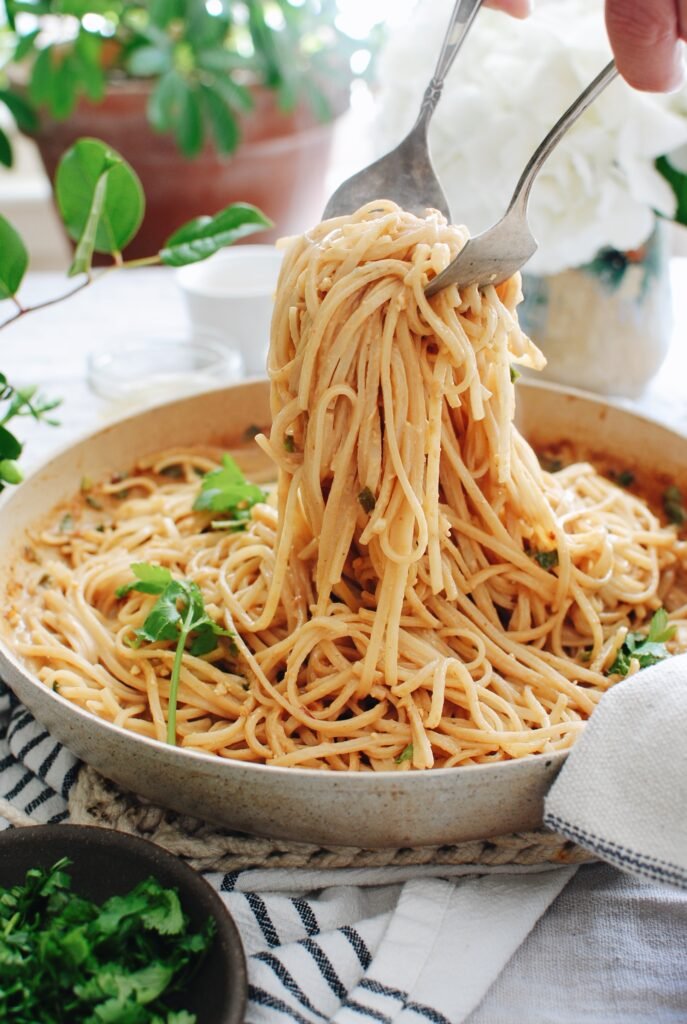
[10,202,687,769]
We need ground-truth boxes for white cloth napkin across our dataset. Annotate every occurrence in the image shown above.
[545,653,687,891]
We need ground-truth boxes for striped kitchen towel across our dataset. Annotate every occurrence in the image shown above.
[0,680,575,1024]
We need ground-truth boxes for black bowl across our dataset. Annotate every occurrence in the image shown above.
[0,824,247,1023]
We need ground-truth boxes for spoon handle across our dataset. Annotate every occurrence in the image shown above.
[415,0,484,132]
[508,60,619,215]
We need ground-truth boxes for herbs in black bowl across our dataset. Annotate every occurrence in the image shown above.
[0,857,212,1023]
[0,825,247,1024]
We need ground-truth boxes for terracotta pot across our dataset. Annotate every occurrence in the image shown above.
[33,79,346,257]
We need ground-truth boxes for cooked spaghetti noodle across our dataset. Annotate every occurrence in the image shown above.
[10,202,687,769]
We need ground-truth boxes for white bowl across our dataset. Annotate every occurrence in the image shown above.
[0,380,683,848]
[176,246,283,377]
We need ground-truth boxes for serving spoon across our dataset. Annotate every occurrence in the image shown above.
[322,0,483,221]
[425,60,619,295]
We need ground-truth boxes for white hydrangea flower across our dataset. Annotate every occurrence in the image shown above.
[375,0,687,275]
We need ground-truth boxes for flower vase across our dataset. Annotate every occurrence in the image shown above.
[518,222,672,398]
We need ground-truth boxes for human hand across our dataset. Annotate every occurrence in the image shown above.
[605,0,685,91]
[485,0,686,92]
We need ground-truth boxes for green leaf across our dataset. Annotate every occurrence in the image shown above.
[175,81,203,158]
[0,90,38,133]
[73,30,106,103]
[0,459,23,484]
[50,55,79,119]
[0,425,23,460]
[395,743,413,764]
[28,45,55,107]
[663,484,686,526]
[200,84,239,155]
[0,127,11,169]
[126,44,172,78]
[13,28,41,62]
[0,215,29,300]
[358,487,375,513]
[608,608,675,677]
[193,453,267,516]
[116,562,173,598]
[209,76,254,114]
[533,548,559,570]
[160,203,272,266]
[657,156,687,227]
[55,138,145,254]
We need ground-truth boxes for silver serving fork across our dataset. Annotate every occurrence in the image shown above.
[425,60,619,296]
[322,0,483,221]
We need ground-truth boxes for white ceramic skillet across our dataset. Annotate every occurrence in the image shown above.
[0,380,682,848]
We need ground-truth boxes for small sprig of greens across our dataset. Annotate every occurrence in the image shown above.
[395,743,414,765]
[532,548,559,570]
[509,365,521,383]
[0,375,60,490]
[609,468,635,488]
[0,857,214,1024]
[358,487,376,514]
[116,563,235,744]
[607,608,676,677]
[193,454,267,531]
[663,485,687,526]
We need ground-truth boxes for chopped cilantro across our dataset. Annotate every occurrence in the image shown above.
[663,485,686,526]
[509,366,521,383]
[58,513,74,533]
[194,454,266,532]
[610,469,635,488]
[395,743,413,764]
[358,487,376,514]
[116,563,235,744]
[533,548,559,570]
[608,608,676,677]
[85,494,103,510]
[539,455,563,473]
[284,435,295,453]
[0,858,213,1023]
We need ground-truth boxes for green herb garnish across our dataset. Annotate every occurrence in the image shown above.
[0,858,214,1024]
[193,454,266,532]
[58,513,74,533]
[358,487,376,514]
[116,563,235,745]
[85,494,103,510]
[607,608,676,677]
[284,435,295,453]
[395,743,413,764]
[509,365,521,383]
[539,455,563,473]
[663,485,687,526]
[610,469,635,488]
[533,548,559,570]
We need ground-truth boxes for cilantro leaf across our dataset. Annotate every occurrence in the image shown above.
[395,743,413,764]
[193,454,266,531]
[608,608,676,677]
[116,562,174,598]
[663,485,686,526]
[358,487,376,514]
[117,564,235,744]
[533,548,559,570]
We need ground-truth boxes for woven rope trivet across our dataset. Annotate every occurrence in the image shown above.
[64,765,593,872]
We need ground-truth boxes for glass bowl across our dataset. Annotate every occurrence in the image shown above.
[87,336,243,407]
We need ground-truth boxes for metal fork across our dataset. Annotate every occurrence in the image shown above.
[425,60,619,296]
[323,0,483,221]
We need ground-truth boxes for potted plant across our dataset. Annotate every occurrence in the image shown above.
[0,0,359,255]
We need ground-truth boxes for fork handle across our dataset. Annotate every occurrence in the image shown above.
[508,60,619,215]
[415,0,484,133]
